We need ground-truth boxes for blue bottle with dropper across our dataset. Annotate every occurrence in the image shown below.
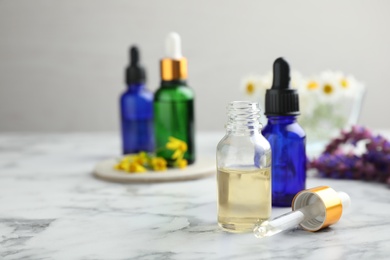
[120,46,154,154]
[262,57,306,207]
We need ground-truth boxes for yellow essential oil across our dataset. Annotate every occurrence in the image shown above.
[217,167,272,232]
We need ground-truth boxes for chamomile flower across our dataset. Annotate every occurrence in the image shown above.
[339,74,365,98]
[258,71,273,89]
[240,75,262,98]
[294,76,320,118]
[306,79,320,91]
[317,71,343,103]
[290,71,305,89]
[240,68,365,144]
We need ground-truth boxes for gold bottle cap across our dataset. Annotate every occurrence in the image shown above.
[292,186,350,231]
[160,57,187,81]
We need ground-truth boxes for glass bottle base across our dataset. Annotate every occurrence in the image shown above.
[218,217,268,233]
[218,222,256,233]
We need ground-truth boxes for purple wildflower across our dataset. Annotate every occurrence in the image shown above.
[309,126,390,188]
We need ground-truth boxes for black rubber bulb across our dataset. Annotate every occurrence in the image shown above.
[130,46,139,66]
[272,57,290,89]
[126,45,145,85]
[264,57,299,116]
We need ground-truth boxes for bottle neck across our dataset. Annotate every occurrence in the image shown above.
[160,79,187,87]
[266,115,297,125]
[127,82,145,92]
[226,101,262,135]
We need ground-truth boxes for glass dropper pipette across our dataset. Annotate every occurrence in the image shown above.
[254,187,351,238]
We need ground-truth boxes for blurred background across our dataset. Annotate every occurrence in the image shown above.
[0,0,389,132]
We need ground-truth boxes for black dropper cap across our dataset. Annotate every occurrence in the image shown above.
[126,46,146,85]
[264,57,300,116]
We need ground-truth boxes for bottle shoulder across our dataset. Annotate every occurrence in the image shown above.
[154,84,194,101]
[217,132,272,168]
[217,132,271,151]
[121,88,153,102]
[262,121,306,139]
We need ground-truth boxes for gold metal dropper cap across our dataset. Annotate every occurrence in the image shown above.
[160,57,188,81]
[292,186,344,232]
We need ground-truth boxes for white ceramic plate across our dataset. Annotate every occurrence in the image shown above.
[93,157,216,183]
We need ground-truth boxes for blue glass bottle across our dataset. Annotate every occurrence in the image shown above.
[120,46,154,154]
[262,58,306,207]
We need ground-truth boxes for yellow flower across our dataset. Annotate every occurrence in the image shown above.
[172,149,184,160]
[323,84,334,95]
[166,136,187,151]
[114,160,146,173]
[115,160,131,171]
[175,159,188,169]
[127,162,147,173]
[245,82,255,95]
[166,137,187,160]
[114,163,122,170]
[134,151,148,165]
[340,78,349,88]
[151,157,167,171]
[307,80,319,90]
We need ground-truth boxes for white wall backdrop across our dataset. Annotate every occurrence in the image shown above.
[0,0,389,132]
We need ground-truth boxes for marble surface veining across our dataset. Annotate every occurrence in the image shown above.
[0,133,389,260]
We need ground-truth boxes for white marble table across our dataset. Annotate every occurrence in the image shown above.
[0,132,389,260]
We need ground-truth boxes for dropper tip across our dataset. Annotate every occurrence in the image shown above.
[130,46,139,65]
[274,57,287,64]
[253,225,268,238]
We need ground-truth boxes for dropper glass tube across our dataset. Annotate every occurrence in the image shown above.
[254,188,351,238]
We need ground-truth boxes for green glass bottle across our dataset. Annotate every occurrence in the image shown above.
[154,32,195,165]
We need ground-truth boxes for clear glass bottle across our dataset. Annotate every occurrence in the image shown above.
[216,101,272,233]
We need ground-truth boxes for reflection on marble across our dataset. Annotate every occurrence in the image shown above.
[0,133,389,259]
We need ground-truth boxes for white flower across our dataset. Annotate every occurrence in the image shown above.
[259,71,273,89]
[297,75,319,94]
[338,74,365,98]
[315,71,365,99]
[240,69,365,140]
[290,71,305,90]
[240,73,273,107]
[316,71,343,103]
[296,78,319,117]
[240,75,262,99]
[240,70,365,119]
